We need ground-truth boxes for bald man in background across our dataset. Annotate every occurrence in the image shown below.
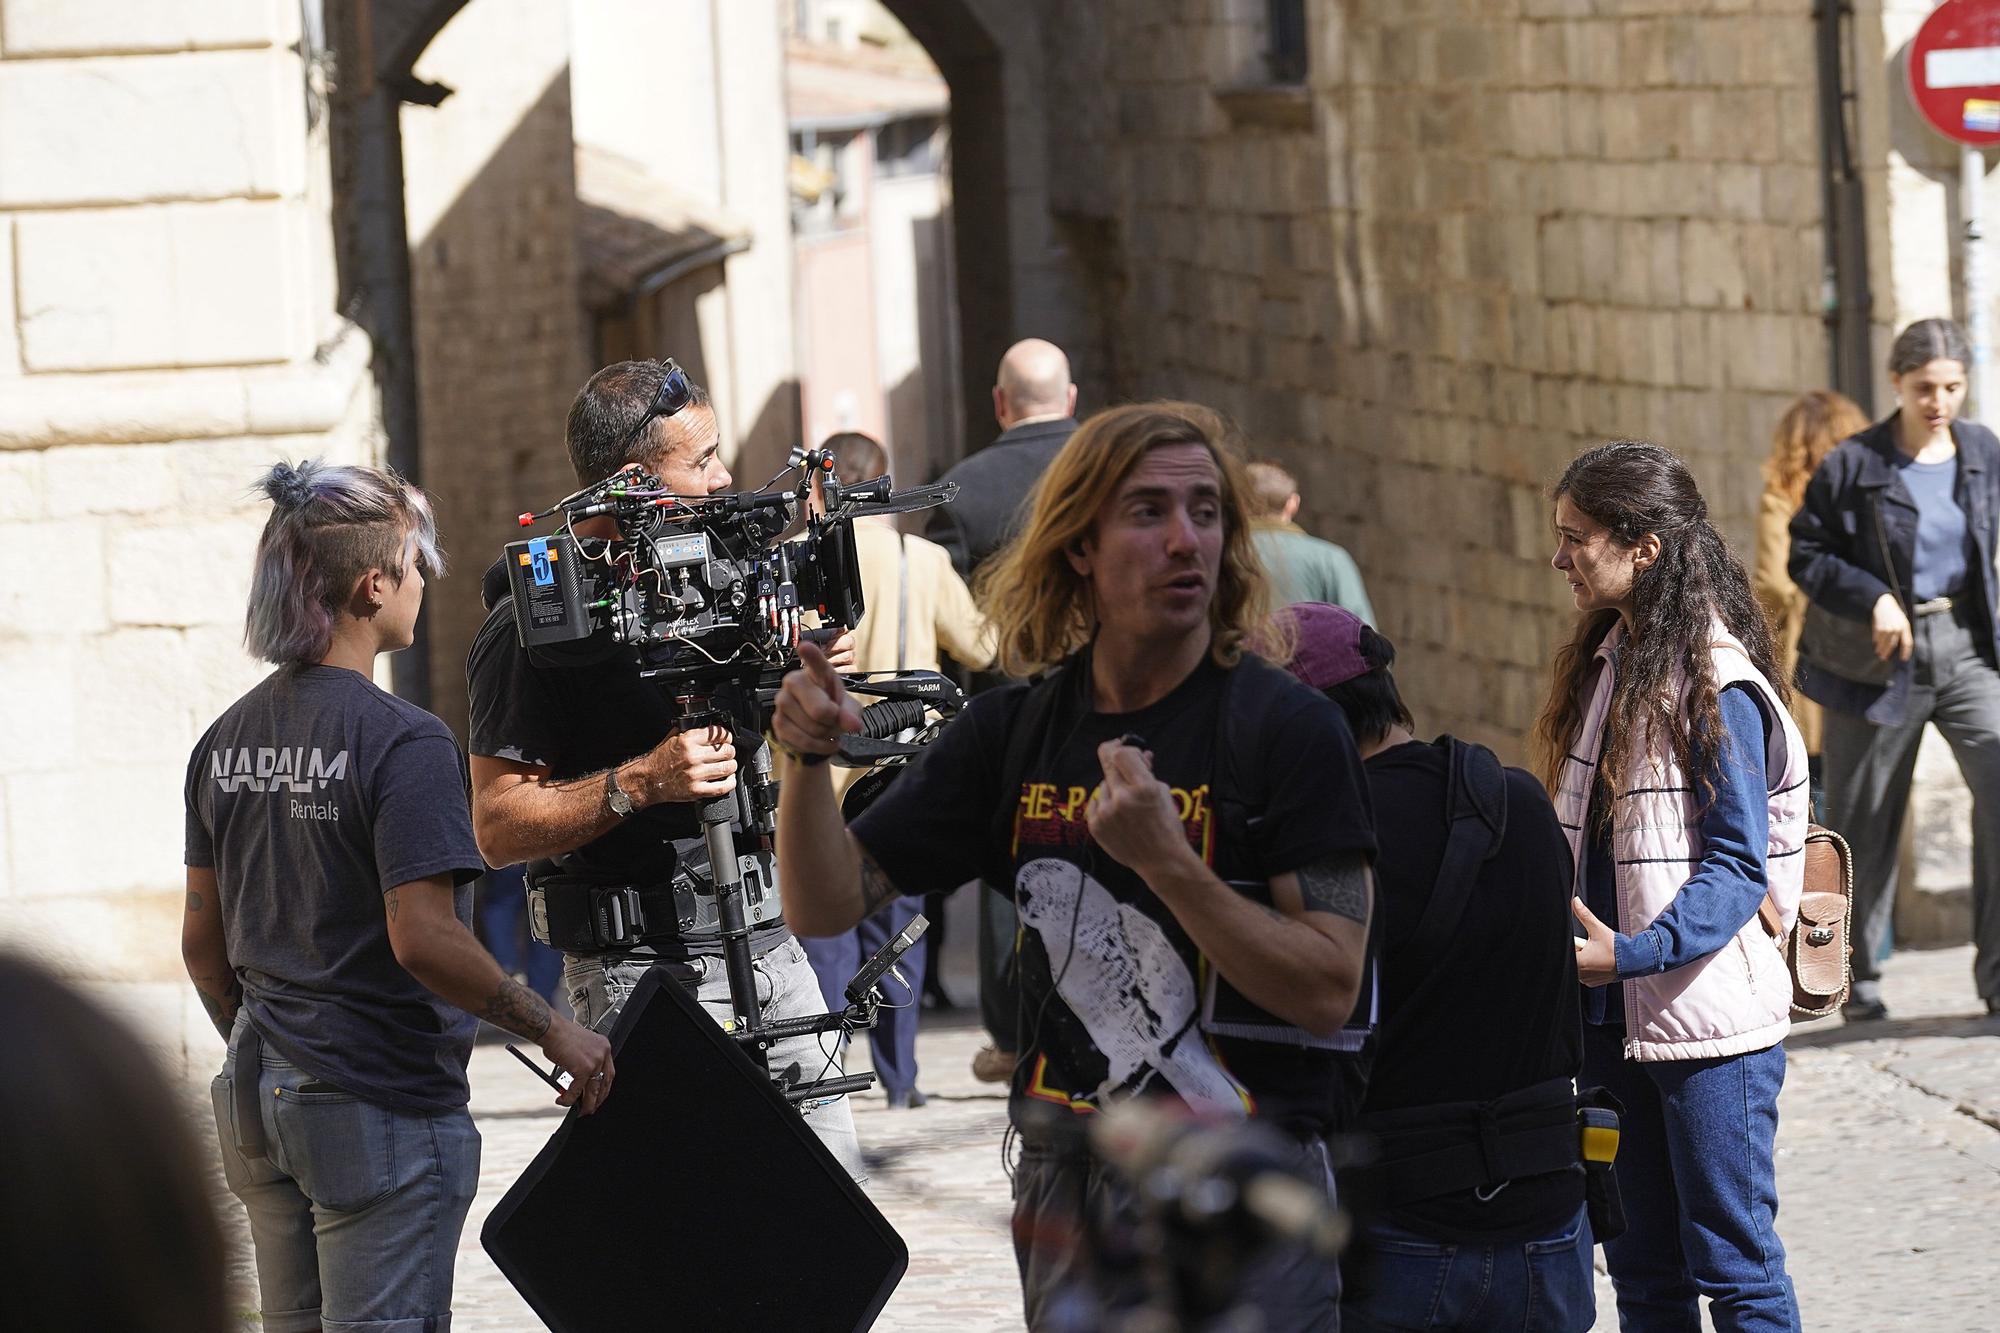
[924,338,1079,1083]
[926,338,1079,581]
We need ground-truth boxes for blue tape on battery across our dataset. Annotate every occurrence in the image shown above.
[528,537,554,587]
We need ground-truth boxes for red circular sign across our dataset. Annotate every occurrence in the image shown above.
[1911,0,2000,147]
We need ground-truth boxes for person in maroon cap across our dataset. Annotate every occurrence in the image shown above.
[1279,603,1595,1333]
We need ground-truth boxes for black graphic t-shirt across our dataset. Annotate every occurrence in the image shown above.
[184,665,486,1112]
[853,650,1375,1136]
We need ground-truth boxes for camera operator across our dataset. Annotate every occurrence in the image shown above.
[185,462,612,1333]
[774,401,1376,1329]
[465,359,863,1177]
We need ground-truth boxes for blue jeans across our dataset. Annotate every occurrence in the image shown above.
[1582,1023,1800,1332]
[800,896,927,1098]
[562,936,866,1181]
[210,1017,481,1333]
[1341,1204,1594,1331]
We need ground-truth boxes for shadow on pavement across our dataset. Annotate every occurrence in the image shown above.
[1787,1011,2000,1050]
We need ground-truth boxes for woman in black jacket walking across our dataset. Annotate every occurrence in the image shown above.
[1790,318,2000,1021]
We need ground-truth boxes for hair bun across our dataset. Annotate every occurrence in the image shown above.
[261,460,318,511]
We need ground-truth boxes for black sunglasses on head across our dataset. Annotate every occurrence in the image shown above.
[617,359,694,454]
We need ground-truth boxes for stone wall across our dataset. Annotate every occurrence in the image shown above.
[401,0,588,738]
[0,2,381,1070]
[1039,0,1834,757]
[571,0,802,491]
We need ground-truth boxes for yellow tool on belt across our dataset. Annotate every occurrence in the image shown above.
[1579,1105,1620,1163]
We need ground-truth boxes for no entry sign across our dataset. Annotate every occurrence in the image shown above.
[1911,0,2000,147]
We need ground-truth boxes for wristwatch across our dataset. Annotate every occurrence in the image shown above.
[605,769,636,819]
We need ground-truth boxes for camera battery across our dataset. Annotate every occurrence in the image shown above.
[504,534,593,645]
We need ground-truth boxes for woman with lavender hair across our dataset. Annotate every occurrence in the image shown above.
[182,459,612,1332]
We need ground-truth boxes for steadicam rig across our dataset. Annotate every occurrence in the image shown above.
[500,445,966,1067]
[502,446,957,686]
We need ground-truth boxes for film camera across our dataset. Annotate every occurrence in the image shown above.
[497,444,960,1092]
[509,448,897,679]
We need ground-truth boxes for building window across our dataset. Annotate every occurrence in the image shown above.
[1266,0,1307,85]
[876,116,942,179]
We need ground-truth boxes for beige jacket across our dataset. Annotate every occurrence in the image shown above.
[847,520,995,680]
[1753,481,1822,755]
[828,521,996,800]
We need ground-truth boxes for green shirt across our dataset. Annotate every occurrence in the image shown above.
[1252,522,1375,625]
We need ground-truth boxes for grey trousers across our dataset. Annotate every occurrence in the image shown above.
[1822,610,2000,1004]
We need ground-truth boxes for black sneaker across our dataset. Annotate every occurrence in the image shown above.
[1842,996,1890,1023]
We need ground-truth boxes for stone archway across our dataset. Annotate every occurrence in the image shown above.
[877,0,1014,458]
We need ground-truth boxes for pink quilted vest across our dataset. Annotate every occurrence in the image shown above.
[1552,621,1809,1062]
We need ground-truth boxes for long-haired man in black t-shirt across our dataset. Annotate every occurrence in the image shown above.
[773,401,1377,1330]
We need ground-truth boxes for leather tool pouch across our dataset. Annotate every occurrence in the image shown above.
[1759,826,1855,1019]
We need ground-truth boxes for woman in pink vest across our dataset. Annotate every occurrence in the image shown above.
[1536,442,1808,1332]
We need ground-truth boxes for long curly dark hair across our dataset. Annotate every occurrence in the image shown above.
[1533,441,1787,812]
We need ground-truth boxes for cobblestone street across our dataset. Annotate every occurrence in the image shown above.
[200,945,2000,1331]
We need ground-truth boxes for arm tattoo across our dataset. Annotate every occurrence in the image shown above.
[384,887,400,921]
[1296,854,1370,924]
[478,975,553,1041]
[186,890,203,912]
[857,845,899,921]
[191,971,241,1041]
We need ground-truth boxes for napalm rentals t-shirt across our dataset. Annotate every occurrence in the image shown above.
[853,650,1376,1138]
[184,665,487,1113]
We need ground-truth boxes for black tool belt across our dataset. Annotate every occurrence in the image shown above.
[526,862,785,955]
[1351,1077,1580,1208]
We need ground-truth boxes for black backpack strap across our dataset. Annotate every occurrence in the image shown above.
[1406,736,1509,965]
[1210,657,1250,850]
[1208,656,1292,878]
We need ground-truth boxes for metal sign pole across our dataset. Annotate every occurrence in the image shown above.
[1967,144,1992,416]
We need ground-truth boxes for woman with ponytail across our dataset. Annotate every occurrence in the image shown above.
[183,461,611,1332]
[1536,442,1805,1331]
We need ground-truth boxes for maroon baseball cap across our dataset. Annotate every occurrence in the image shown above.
[1277,602,1374,690]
